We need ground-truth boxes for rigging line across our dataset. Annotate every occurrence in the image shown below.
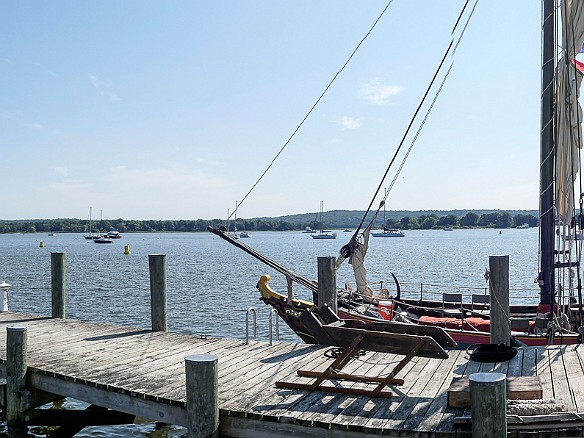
[354,0,479,234]
[564,0,584,322]
[359,62,455,236]
[228,0,396,221]
[380,64,454,212]
[354,40,453,234]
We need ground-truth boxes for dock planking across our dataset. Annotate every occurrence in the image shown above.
[0,312,582,436]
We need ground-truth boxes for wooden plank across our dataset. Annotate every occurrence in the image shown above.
[570,344,584,412]
[287,351,383,427]
[236,349,334,421]
[447,376,542,408]
[306,351,384,429]
[414,348,472,434]
[536,346,553,400]
[218,344,326,417]
[435,348,484,434]
[549,345,576,410]
[132,341,295,402]
[521,346,537,378]
[359,354,442,432]
[394,348,459,433]
[28,371,188,426]
[272,350,376,428]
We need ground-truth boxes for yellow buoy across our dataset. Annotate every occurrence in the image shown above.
[124,244,131,255]
[39,241,44,248]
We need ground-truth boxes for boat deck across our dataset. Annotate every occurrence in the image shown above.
[0,312,582,436]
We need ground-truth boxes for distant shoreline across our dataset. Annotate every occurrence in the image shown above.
[0,209,538,234]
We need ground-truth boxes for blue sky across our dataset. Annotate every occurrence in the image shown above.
[1,1,541,220]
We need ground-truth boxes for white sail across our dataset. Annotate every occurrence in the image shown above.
[555,0,584,225]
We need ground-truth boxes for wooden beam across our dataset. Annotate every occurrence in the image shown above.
[27,372,188,426]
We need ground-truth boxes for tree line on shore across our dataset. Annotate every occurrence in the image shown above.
[0,211,538,234]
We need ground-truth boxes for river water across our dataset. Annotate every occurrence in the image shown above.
[0,228,541,436]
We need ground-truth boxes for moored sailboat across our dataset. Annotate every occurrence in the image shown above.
[311,201,336,240]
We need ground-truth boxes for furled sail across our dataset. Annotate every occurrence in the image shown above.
[336,222,375,297]
[555,0,584,225]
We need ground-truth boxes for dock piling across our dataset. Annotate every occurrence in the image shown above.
[6,326,27,431]
[185,354,219,438]
[489,255,510,345]
[469,372,507,436]
[149,254,168,332]
[317,256,337,314]
[51,252,66,319]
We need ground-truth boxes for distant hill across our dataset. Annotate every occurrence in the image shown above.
[261,209,538,229]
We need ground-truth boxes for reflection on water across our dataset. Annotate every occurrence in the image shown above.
[0,228,540,436]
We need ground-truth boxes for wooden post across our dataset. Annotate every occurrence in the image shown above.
[489,255,510,345]
[51,252,66,318]
[6,326,27,431]
[149,254,168,332]
[317,256,337,314]
[185,354,219,438]
[470,372,507,436]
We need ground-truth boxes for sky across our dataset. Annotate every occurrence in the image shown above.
[1,1,544,220]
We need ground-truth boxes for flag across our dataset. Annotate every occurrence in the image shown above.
[572,58,584,72]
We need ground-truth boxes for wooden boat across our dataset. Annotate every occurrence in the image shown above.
[256,273,580,348]
[210,0,584,349]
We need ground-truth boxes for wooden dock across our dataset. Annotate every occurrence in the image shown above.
[0,312,582,437]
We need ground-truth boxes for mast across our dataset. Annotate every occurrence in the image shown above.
[538,0,555,307]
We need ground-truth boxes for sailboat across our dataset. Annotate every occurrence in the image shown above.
[83,207,96,240]
[311,201,337,240]
[371,190,405,237]
[210,1,584,348]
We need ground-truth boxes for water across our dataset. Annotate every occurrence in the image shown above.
[0,228,541,436]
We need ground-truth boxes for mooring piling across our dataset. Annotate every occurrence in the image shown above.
[317,256,337,314]
[50,252,66,319]
[185,354,219,438]
[149,254,168,332]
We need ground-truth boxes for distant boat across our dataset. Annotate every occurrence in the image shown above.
[516,223,530,229]
[311,201,336,240]
[83,207,97,240]
[371,228,405,237]
[302,227,314,233]
[371,189,403,237]
[444,227,454,232]
[311,230,337,239]
[106,230,122,239]
[93,236,113,244]
[239,231,251,238]
[48,232,56,236]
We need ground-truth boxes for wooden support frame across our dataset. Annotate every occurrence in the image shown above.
[275,334,427,398]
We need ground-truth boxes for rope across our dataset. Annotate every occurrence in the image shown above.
[352,0,478,237]
[229,1,396,220]
[208,226,318,293]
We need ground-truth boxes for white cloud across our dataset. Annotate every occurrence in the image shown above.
[339,116,362,129]
[359,80,403,105]
[88,74,104,90]
[89,74,121,101]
